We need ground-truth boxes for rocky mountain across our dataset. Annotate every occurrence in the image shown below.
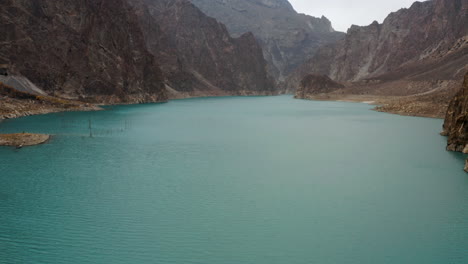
[284,0,468,92]
[442,72,468,171]
[295,74,345,99]
[189,0,345,80]
[0,0,167,104]
[443,72,468,152]
[128,0,276,98]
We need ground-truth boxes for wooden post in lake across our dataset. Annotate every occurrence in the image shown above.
[88,119,93,138]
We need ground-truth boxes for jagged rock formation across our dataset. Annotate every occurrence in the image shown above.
[189,0,345,80]
[0,0,168,103]
[285,0,468,92]
[295,74,345,99]
[129,0,276,98]
[443,73,468,157]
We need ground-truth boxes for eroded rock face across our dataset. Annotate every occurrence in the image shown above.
[285,0,468,91]
[443,73,468,155]
[129,0,276,97]
[0,0,167,103]
[295,74,345,99]
[189,0,344,80]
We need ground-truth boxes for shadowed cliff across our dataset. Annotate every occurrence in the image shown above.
[443,72,468,171]
[0,0,168,104]
[443,73,468,152]
[129,0,276,98]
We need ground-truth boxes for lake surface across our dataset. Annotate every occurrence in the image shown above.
[1,96,467,264]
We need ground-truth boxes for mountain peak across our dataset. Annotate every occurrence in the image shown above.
[249,0,295,11]
[190,0,344,80]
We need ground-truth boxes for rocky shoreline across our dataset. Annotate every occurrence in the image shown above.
[0,89,282,121]
[0,133,50,147]
[1,92,449,121]
[0,97,102,120]
[296,93,451,119]
[295,76,466,119]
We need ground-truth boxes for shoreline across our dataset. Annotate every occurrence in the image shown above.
[0,133,50,147]
[0,94,104,121]
[1,92,447,122]
[0,104,103,120]
[0,91,281,121]
[295,94,447,119]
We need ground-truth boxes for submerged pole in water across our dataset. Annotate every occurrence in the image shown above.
[88,119,93,138]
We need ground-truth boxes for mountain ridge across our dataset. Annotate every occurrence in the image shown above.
[0,0,168,104]
[129,0,276,98]
[189,0,345,80]
[0,0,277,117]
[285,0,468,92]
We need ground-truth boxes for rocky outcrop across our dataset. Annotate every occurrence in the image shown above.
[442,73,468,157]
[0,82,100,120]
[285,0,468,92]
[129,0,276,98]
[295,74,345,99]
[0,0,167,103]
[0,133,50,147]
[189,0,344,80]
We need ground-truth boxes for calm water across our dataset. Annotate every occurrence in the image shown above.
[0,96,467,264]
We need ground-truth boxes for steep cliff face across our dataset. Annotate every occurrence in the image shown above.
[285,0,468,91]
[0,0,167,103]
[443,73,468,152]
[295,74,345,99]
[189,0,345,80]
[129,0,276,98]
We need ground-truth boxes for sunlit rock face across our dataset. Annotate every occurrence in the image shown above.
[189,0,345,80]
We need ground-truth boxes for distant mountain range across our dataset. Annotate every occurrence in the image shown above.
[286,0,467,93]
[189,0,345,80]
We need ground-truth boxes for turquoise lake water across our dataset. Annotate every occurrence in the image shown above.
[0,96,467,264]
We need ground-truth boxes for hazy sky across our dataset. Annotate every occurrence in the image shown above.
[289,0,419,32]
